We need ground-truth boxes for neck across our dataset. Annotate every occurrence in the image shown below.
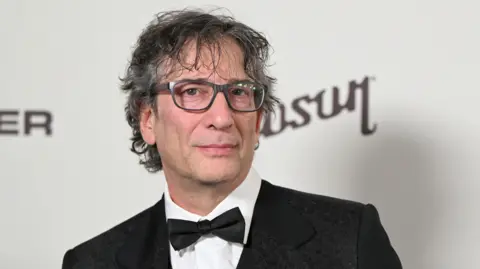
[164,169,248,216]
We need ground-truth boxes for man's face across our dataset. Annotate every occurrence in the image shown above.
[140,38,262,185]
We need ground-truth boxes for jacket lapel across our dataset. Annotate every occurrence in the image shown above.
[237,180,316,269]
[116,197,171,269]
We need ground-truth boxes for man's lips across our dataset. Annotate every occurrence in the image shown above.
[197,144,236,148]
[196,144,237,155]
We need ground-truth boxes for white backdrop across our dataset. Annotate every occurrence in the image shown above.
[1,0,479,268]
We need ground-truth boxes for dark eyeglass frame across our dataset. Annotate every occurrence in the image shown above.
[153,79,267,112]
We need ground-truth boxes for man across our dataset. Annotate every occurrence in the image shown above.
[62,8,402,269]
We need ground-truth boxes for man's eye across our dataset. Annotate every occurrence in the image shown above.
[184,88,199,95]
[232,88,246,95]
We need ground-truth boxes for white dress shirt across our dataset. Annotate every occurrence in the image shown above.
[164,167,262,269]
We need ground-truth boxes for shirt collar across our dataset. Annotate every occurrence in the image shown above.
[164,166,262,244]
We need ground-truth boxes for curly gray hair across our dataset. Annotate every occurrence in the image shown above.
[120,8,280,173]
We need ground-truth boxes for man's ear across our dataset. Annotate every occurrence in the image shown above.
[139,105,156,145]
[255,110,264,139]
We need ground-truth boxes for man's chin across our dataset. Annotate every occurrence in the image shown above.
[192,159,242,183]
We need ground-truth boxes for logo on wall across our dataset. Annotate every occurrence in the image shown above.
[260,76,377,137]
[0,110,53,136]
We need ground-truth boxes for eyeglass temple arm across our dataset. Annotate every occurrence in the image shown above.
[153,83,171,93]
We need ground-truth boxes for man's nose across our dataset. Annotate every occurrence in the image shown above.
[205,93,234,130]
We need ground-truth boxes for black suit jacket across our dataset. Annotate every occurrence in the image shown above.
[62,180,402,269]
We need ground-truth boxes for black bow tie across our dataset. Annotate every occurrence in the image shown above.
[167,207,246,251]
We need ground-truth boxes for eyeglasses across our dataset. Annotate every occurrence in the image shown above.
[154,79,266,112]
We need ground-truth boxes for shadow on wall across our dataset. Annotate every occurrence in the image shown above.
[348,123,446,269]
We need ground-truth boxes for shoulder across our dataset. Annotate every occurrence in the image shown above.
[62,201,158,268]
[261,180,372,233]
[262,179,366,213]
[260,182,402,267]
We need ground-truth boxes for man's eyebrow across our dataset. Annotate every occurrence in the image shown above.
[227,78,252,83]
[172,77,252,83]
